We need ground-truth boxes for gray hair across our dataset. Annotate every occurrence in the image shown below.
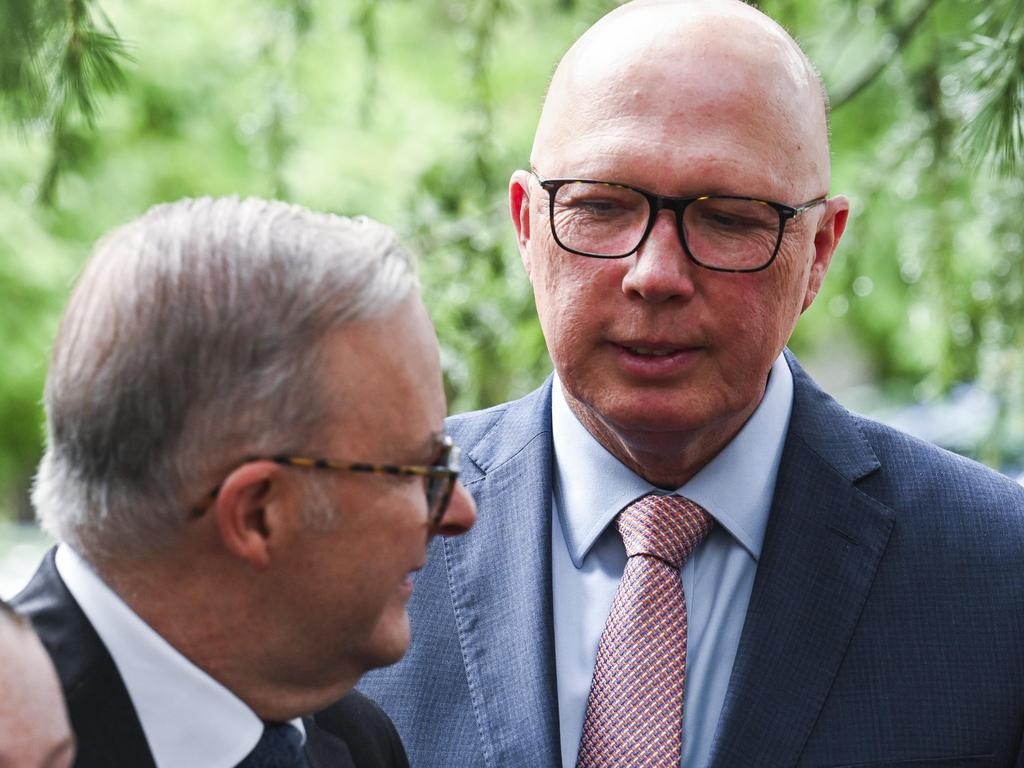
[33,196,417,564]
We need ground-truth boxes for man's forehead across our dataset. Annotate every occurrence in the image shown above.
[319,298,447,457]
[532,0,829,193]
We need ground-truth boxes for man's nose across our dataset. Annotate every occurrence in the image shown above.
[620,209,697,303]
[433,481,477,537]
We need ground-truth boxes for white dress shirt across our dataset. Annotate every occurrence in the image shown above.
[551,353,794,768]
[55,545,304,768]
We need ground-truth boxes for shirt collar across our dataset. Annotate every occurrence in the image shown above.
[55,545,305,768]
[552,353,794,568]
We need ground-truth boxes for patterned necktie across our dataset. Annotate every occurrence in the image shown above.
[576,493,714,768]
[236,721,310,768]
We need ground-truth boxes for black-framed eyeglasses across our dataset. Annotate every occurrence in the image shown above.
[189,436,462,532]
[531,171,827,273]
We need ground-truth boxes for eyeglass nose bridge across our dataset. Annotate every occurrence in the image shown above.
[634,190,703,261]
[637,191,798,272]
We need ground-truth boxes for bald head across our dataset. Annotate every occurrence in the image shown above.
[510,0,850,486]
[532,0,831,197]
[0,603,74,768]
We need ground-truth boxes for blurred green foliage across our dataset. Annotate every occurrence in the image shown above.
[1,0,1023,520]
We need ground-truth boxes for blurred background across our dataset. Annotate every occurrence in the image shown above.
[1,0,1022,594]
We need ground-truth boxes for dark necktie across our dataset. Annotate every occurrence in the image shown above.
[236,721,310,768]
[576,493,714,767]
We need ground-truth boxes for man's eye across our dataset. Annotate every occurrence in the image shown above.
[560,198,632,218]
[695,209,770,232]
[708,212,749,228]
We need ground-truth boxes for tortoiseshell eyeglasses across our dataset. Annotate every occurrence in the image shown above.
[190,436,462,531]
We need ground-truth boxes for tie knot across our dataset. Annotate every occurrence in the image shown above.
[616,493,713,568]
[237,721,307,768]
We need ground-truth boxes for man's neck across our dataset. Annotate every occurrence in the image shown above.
[564,392,764,489]
[101,553,357,722]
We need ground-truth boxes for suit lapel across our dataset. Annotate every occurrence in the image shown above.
[14,550,157,768]
[708,355,895,766]
[443,381,561,767]
[303,716,355,768]
[65,665,159,768]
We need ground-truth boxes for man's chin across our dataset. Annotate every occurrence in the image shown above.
[588,395,718,438]
[361,622,412,673]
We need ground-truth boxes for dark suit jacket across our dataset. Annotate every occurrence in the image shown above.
[360,353,1024,767]
[13,549,409,768]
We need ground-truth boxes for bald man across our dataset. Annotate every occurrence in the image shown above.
[361,1,1024,765]
[0,600,74,768]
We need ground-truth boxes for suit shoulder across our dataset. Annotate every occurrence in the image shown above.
[313,690,409,768]
[853,412,1023,499]
[447,399,518,442]
[788,359,1023,514]
[790,352,1020,498]
[445,380,553,479]
[847,413,1024,559]
[447,378,551,428]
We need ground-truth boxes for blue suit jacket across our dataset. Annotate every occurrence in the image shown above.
[360,354,1024,767]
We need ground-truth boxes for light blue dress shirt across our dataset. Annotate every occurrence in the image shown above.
[551,354,794,768]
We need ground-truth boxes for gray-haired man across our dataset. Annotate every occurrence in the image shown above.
[14,196,476,768]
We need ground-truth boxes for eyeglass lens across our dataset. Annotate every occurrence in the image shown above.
[425,443,459,529]
[425,474,446,527]
[550,181,782,270]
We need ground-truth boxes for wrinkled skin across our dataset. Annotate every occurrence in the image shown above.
[511,0,849,487]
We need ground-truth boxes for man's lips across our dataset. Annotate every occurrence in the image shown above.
[611,340,703,377]
[621,344,689,356]
[612,337,703,354]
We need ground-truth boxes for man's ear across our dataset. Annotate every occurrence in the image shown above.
[212,461,295,569]
[802,194,850,313]
[509,170,534,281]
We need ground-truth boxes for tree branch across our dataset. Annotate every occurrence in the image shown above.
[832,0,944,109]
